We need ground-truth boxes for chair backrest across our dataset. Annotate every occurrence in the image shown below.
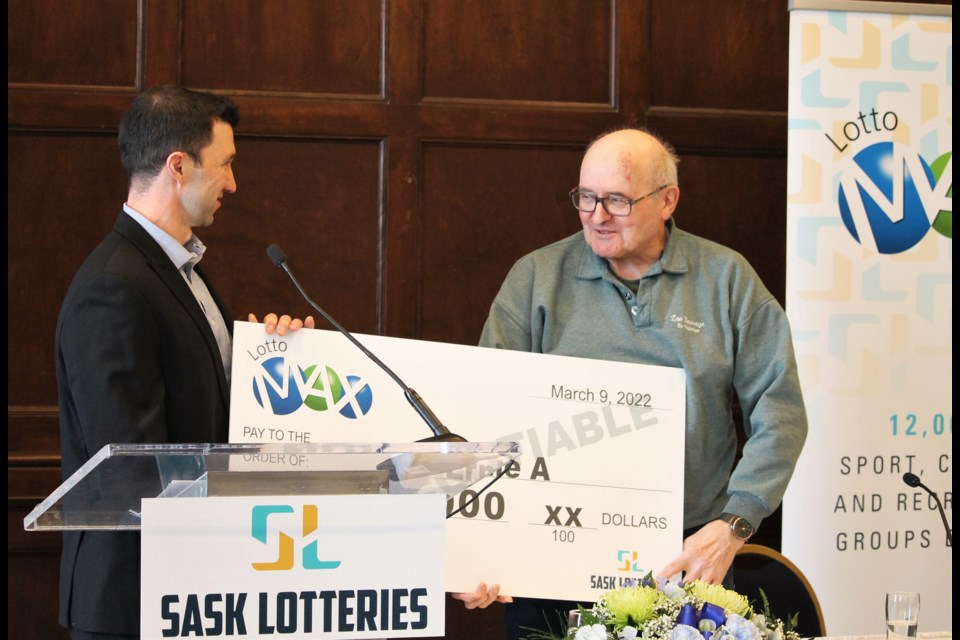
[733,543,826,638]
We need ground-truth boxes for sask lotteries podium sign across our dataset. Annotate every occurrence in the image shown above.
[141,494,446,639]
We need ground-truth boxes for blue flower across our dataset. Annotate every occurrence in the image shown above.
[717,614,762,640]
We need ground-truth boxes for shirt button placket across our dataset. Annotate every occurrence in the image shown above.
[633,283,648,327]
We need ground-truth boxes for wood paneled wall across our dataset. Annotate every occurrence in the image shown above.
[9,1,944,638]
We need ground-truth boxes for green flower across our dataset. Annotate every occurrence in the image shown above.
[602,586,664,629]
[686,581,753,618]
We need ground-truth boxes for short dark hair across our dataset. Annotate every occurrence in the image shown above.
[118,85,239,185]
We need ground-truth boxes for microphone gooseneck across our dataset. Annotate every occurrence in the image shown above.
[902,472,952,545]
[266,244,465,443]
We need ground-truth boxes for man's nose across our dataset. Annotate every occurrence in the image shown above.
[225,166,238,193]
[590,201,612,221]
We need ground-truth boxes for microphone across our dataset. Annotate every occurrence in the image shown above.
[266,244,465,443]
[902,472,952,545]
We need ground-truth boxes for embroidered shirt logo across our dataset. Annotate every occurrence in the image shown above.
[670,314,705,333]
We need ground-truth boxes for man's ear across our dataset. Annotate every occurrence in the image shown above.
[660,185,680,220]
[165,151,188,183]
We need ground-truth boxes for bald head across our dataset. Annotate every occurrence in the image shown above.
[581,129,679,191]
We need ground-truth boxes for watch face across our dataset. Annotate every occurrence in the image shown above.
[733,519,753,539]
[722,514,753,539]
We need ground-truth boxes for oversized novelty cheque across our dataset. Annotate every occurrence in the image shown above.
[229,322,686,601]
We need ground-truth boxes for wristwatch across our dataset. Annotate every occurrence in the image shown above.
[719,513,755,541]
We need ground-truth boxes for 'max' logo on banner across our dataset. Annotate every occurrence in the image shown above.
[837,141,952,254]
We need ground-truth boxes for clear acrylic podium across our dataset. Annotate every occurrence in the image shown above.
[24,441,522,531]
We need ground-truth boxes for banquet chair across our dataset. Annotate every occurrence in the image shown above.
[732,543,826,638]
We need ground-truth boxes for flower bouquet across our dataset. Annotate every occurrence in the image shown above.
[524,575,800,640]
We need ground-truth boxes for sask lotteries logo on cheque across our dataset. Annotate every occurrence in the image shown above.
[252,356,374,419]
[837,141,952,254]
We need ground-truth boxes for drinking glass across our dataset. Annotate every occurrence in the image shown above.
[566,609,582,637]
[885,591,920,640]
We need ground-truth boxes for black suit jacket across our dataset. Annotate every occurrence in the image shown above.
[55,211,232,634]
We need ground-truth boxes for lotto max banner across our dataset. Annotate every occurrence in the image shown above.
[140,494,446,639]
[783,3,951,635]
[228,322,686,601]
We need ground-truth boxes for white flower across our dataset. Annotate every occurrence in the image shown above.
[660,581,686,601]
[618,626,639,639]
[575,623,611,640]
[669,624,703,640]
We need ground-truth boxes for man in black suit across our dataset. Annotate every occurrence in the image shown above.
[55,85,314,640]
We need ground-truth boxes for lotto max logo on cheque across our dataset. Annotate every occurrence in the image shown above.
[837,141,951,254]
[251,356,374,419]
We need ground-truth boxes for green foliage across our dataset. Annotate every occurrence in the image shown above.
[786,611,800,632]
[759,588,773,619]
[519,630,565,640]
[759,588,800,633]
[519,608,576,640]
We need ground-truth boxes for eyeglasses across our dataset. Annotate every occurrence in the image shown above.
[569,185,668,217]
